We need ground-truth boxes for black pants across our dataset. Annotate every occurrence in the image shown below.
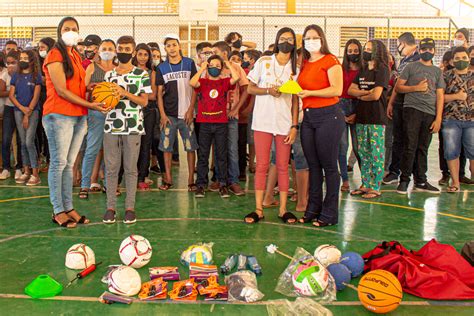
[196,123,228,187]
[400,107,434,183]
[151,108,165,172]
[388,101,404,176]
[438,132,466,177]
[137,105,157,182]
[301,106,345,224]
[238,123,248,176]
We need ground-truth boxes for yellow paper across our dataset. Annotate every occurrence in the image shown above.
[279,80,302,94]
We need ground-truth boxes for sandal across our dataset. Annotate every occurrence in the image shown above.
[66,209,91,224]
[159,181,173,191]
[341,184,350,192]
[78,188,89,199]
[362,190,381,199]
[298,211,319,223]
[244,210,264,224]
[312,219,335,227]
[279,212,297,224]
[350,188,368,196]
[447,186,460,193]
[290,192,298,202]
[90,183,102,192]
[52,212,77,228]
[188,183,197,192]
[263,201,279,208]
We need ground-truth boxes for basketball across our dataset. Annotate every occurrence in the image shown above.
[358,270,403,314]
[91,82,120,110]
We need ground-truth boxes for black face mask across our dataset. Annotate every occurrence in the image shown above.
[347,54,360,63]
[232,39,242,49]
[471,58,474,66]
[362,51,372,62]
[420,51,434,62]
[278,42,294,54]
[19,61,29,70]
[446,64,455,70]
[117,53,133,64]
[84,50,95,60]
[241,61,250,69]
[397,44,405,56]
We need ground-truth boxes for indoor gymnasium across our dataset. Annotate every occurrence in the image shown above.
[0,0,473,315]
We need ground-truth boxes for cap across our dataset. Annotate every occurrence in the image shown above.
[419,38,435,50]
[83,34,102,47]
[164,33,180,43]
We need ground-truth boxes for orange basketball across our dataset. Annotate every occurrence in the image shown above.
[91,82,120,110]
[358,269,403,314]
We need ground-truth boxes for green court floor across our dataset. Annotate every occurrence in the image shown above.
[0,140,473,315]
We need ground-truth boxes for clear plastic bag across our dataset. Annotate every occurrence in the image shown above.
[266,298,333,316]
[225,270,264,303]
[275,247,336,303]
[180,242,214,266]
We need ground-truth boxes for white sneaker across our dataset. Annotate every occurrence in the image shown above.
[16,173,30,184]
[26,175,41,186]
[14,169,23,180]
[0,169,10,180]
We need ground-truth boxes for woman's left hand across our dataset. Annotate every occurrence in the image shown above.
[297,90,312,99]
[284,128,298,145]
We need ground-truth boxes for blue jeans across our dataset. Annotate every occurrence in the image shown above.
[337,98,357,181]
[292,126,308,171]
[14,110,39,169]
[442,119,474,161]
[81,110,106,189]
[159,116,198,152]
[43,114,87,214]
[1,106,22,170]
[215,118,239,185]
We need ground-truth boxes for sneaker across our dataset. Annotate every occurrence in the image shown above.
[103,209,116,224]
[396,181,409,195]
[14,169,22,180]
[0,169,10,180]
[144,177,154,185]
[137,182,150,191]
[209,181,220,192]
[414,182,440,194]
[460,176,474,185]
[26,175,41,186]
[195,186,205,198]
[438,174,450,186]
[382,173,399,185]
[123,210,137,224]
[219,186,230,198]
[15,173,30,184]
[229,183,245,196]
[149,165,161,174]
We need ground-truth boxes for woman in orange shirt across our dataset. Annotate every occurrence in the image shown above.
[43,17,107,228]
[297,25,344,227]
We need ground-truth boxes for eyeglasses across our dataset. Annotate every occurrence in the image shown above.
[279,37,295,44]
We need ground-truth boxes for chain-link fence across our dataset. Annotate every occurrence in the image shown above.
[0,14,464,64]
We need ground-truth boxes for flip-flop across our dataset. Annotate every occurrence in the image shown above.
[90,183,102,192]
[312,220,336,227]
[262,201,279,208]
[447,186,460,193]
[361,190,381,199]
[279,212,297,224]
[244,211,264,224]
[350,189,367,196]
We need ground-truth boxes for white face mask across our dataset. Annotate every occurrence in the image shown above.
[304,39,322,53]
[62,31,80,47]
[99,51,115,61]
[153,59,161,67]
[453,39,464,47]
[38,50,48,58]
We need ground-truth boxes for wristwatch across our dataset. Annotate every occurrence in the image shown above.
[291,125,299,130]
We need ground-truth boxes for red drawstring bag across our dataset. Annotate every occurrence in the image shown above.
[363,239,474,300]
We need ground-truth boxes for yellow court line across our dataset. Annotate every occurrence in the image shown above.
[342,198,474,222]
[0,195,50,203]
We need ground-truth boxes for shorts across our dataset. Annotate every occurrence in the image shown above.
[159,116,199,153]
[442,119,474,161]
[292,128,308,170]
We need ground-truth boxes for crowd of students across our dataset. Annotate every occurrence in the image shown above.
[0,16,472,228]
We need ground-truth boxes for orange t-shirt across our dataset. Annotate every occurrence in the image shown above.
[297,54,341,109]
[43,47,87,116]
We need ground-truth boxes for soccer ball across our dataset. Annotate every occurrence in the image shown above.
[107,265,141,297]
[65,243,95,270]
[180,243,213,266]
[292,259,329,296]
[314,244,341,266]
[119,235,152,268]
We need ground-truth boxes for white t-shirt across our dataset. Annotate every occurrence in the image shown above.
[0,69,13,107]
[247,54,298,135]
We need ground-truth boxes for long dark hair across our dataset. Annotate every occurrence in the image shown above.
[38,37,56,72]
[301,24,331,62]
[342,39,362,71]
[53,16,79,79]
[20,50,40,83]
[272,27,298,76]
[0,51,5,68]
[132,43,152,70]
[364,40,389,71]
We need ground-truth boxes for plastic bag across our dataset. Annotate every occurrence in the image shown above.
[275,247,336,303]
[180,242,214,266]
[225,270,264,303]
[266,298,333,316]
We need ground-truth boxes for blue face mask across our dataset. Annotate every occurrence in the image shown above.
[208,67,221,77]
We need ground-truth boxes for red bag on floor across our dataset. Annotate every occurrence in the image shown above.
[363,239,474,300]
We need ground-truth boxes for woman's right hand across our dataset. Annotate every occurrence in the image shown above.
[90,102,109,114]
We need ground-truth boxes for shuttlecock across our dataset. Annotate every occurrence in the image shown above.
[266,244,278,254]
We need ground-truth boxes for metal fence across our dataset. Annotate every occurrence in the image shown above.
[0,14,463,63]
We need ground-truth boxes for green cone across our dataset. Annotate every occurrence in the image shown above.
[25,275,63,298]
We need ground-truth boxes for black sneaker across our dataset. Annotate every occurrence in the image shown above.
[123,210,137,224]
[460,176,474,185]
[383,173,399,185]
[438,174,450,186]
[195,186,205,198]
[149,165,161,174]
[396,181,409,195]
[103,209,116,224]
[219,186,230,198]
[414,182,440,194]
